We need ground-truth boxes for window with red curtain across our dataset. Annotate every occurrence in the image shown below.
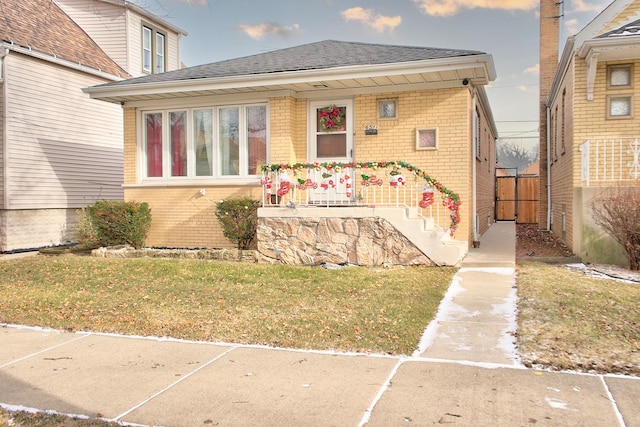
[145,113,163,177]
[170,111,187,177]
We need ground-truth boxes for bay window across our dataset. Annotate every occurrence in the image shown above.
[142,104,268,180]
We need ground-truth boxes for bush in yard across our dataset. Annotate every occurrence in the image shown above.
[85,200,152,249]
[215,197,260,250]
[591,185,640,270]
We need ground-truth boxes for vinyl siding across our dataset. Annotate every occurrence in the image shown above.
[126,9,181,76]
[55,0,129,73]
[0,82,4,210]
[4,53,123,210]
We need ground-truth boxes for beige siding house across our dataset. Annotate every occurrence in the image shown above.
[541,0,640,266]
[0,0,185,253]
[87,40,498,266]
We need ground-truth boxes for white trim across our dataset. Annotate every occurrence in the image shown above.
[574,0,636,46]
[1,42,124,81]
[137,102,269,183]
[86,54,496,100]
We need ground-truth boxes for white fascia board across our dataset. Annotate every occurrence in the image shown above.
[574,0,635,46]
[96,0,188,35]
[547,37,576,107]
[2,42,125,81]
[85,54,496,101]
[578,35,640,58]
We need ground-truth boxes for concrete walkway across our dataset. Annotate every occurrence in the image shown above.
[1,223,639,426]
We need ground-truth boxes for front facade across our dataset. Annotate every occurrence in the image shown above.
[88,40,498,265]
[0,0,185,252]
[542,0,640,265]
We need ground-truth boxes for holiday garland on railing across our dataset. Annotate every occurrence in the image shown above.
[260,161,461,235]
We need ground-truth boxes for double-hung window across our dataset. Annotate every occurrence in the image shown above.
[142,25,166,74]
[142,104,268,180]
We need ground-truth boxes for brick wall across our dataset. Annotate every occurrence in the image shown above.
[124,89,483,248]
[539,0,561,228]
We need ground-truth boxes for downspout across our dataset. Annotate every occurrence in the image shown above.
[472,90,478,242]
[545,105,551,230]
[0,46,7,81]
[1,47,8,212]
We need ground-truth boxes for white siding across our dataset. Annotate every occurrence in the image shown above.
[55,0,129,73]
[0,83,4,210]
[125,9,182,76]
[4,53,124,210]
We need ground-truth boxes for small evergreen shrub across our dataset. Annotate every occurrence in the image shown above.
[85,200,152,249]
[215,197,260,250]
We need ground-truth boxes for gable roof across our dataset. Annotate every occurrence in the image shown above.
[548,0,640,105]
[86,40,496,103]
[597,17,640,37]
[92,0,187,36]
[0,0,128,78]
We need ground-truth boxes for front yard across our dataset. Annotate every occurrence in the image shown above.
[0,256,453,356]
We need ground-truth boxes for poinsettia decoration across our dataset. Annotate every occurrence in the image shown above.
[318,105,345,132]
[260,160,462,235]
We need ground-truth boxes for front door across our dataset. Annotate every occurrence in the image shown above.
[309,100,354,203]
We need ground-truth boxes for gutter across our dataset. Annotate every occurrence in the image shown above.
[84,54,496,100]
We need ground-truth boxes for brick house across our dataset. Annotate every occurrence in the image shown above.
[0,0,185,253]
[540,0,640,266]
[86,40,498,266]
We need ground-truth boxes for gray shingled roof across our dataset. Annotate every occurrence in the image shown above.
[0,0,128,77]
[598,18,640,38]
[98,40,486,88]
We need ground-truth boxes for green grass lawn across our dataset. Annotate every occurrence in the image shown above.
[0,255,455,355]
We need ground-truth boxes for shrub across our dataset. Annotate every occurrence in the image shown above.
[215,197,260,250]
[85,200,152,249]
[74,207,100,248]
[591,185,640,270]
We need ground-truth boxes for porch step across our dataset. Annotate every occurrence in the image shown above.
[371,208,467,266]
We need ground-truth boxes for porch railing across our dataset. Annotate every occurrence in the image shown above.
[259,161,461,234]
[580,137,640,186]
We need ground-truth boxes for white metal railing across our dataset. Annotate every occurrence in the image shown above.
[259,163,457,232]
[580,137,640,186]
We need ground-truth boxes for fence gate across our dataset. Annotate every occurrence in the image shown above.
[495,171,539,223]
[496,175,516,221]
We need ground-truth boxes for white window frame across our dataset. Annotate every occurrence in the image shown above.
[138,103,269,182]
[142,24,167,74]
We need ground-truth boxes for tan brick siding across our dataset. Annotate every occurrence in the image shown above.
[125,89,489,248]
[123,108,137,185]
[126,186,263,249]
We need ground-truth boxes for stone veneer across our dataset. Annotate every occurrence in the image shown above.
[257,217,433,266]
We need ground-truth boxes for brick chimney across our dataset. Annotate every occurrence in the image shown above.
[539,0,561,228]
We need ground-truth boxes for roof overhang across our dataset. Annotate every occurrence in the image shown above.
[84,54,496,104]
[578,35,640,100]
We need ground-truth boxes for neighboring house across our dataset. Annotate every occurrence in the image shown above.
[540,0,640,265]
[0,0,185,253]
[86,40,498,266]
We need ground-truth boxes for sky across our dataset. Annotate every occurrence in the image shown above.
[131,0,613,151]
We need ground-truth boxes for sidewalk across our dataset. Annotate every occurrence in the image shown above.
[1,223,639,426]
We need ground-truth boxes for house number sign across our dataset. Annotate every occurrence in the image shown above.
[364,124,378,135]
